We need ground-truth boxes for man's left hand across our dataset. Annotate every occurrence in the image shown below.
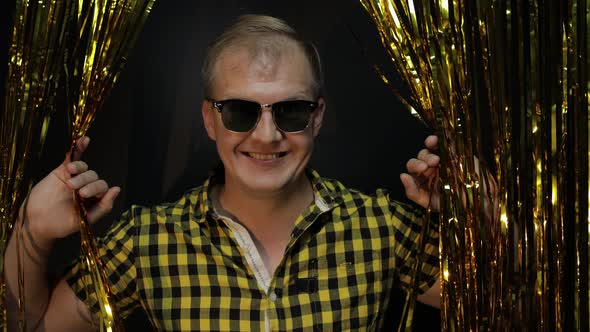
[401,135,440,211]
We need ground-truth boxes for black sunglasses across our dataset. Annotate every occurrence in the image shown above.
[207,98,319,133]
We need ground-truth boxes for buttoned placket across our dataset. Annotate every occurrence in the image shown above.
[210,186,331,332]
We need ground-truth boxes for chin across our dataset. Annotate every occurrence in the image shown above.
[236,167,304,195]
[239,175,292,195]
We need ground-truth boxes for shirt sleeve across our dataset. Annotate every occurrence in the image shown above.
[63,208,140,320]
[387,197,440,294]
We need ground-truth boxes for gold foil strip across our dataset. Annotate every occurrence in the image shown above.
[1,0,154,331]
[361,0,589,330]
[1,1,72,330]
[65,1,155,331]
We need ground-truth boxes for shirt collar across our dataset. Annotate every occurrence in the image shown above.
[305,168,344,211]
[196,175,216,223]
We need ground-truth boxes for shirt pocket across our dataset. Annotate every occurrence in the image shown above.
[308,251,384,331]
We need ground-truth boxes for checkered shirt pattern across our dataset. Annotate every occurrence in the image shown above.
[64,168,439,331]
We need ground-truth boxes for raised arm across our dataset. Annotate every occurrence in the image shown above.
[4,137,120,331]
[400,135,441,308]
[400,135,497,309]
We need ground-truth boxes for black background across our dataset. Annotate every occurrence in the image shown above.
[1,0,439,330]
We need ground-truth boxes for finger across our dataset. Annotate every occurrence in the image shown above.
[72,136,90,162]
[406,158,428,174]
[420,165,438,180]
[63,136,90,165]
[65,161,89,175]
[400,173,419,199]
[86,186,121,223]
[427,154,440,167]
[417,148,429,159]
[79,180,108,198]
[400,173,428,208]
[424,135,438,151]
[417,148,441,168]
[67,170,98,190]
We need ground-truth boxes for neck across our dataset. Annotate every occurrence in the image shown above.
[216,172,314,276]
[218,173,314,230]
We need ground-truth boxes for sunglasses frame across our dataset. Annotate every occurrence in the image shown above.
[207,98,320,133]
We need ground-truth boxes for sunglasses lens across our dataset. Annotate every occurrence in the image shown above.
[273,101,315,132]
[220,100,260,132]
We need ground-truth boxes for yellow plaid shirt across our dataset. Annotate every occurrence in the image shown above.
[65,168,439,331]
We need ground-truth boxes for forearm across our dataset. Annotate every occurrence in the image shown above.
[2,137,116,331]
[417,277,441,309]
[4,211,53,331]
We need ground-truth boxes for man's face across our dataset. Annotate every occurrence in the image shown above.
[202,42,325,197]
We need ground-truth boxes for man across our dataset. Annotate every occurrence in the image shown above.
[5,15,441,331]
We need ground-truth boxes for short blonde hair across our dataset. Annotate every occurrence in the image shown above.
[201,15,324,98]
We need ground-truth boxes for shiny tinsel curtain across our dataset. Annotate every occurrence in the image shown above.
[1,1,155,331]
[361,0,589,330]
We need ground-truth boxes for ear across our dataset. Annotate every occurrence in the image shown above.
[202,100,217,141]
[311,97,326,138]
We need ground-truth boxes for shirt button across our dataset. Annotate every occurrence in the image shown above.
[269,292,278,302]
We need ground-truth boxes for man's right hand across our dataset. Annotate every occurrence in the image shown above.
[5,136,119,331]
[24,136,121,248]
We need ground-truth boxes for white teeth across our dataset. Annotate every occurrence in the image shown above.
[248,152,280,160]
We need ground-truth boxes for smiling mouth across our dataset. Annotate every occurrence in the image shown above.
[244,152,288,160]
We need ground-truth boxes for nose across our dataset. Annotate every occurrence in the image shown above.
[250,105,282,142]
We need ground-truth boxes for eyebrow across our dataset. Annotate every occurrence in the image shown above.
[218,90,315,102]
[286,89,315,100]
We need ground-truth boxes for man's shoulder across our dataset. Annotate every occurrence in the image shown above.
[313,172,419,216]
[312,170,382,198]
[313,173,392,210]
[122,185,206,225]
